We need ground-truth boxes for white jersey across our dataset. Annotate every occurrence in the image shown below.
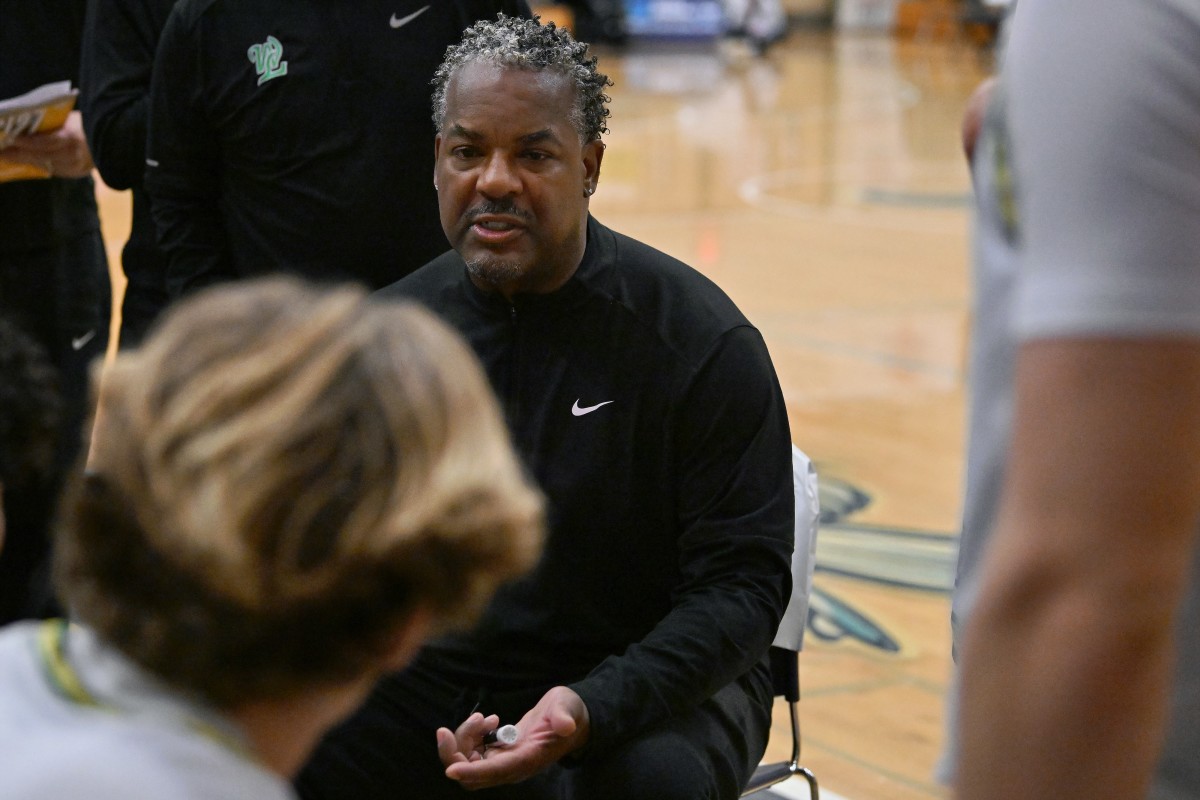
[0,621,295,800]
[950,1,1200,797]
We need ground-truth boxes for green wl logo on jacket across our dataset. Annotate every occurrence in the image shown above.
[248,36,288,85]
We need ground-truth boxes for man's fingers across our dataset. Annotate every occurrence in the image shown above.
[6,130,69,154]
[453,712,500,745]
[436,727,468,766]
[453,711,491,735]
[439,712,507,768]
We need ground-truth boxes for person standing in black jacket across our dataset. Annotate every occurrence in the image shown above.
[80,0,178,349]
[296,16,794,800]
[145,0,531,298]
[0,0,111,622]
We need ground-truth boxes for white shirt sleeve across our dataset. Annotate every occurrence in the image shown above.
[1005,0,1200,339]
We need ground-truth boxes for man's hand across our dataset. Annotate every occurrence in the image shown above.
[436,686,590,790]
[0,111,94,178]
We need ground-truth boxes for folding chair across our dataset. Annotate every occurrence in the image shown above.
[740,445,820,799]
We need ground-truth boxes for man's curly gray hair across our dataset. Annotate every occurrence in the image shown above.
[431,14,612,143]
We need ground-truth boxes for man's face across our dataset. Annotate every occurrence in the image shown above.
[435,62,604,298]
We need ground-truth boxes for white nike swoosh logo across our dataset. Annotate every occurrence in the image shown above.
[390,5,430,29]
[71,330,96,351]
[572,399,614,417]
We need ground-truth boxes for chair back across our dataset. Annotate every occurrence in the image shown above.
[740,446,821,798]
[772,445,820,651]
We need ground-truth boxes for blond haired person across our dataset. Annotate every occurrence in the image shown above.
[0,277,543,799]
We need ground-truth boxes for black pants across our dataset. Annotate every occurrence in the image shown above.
[115,194,170,350]
[116,239,169,350]
[0,230,110,622]
[296,659,772,800]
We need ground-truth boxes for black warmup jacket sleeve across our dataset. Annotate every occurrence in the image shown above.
[80,0,176,192]
[80,0,176,346]
[382,217,794,760]
[145,1,234,297]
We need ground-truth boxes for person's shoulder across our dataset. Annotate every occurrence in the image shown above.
[0,740,146,799]
[606,224,738,304]
[593,220,753,355]
[168,0,263,29]
[162,0,226,30]
[0,624,41,700]
[167,0,222,25]
[1,721,291,800]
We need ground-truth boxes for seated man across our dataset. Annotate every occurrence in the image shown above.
[297,16,795,800]
[0,277,544,799]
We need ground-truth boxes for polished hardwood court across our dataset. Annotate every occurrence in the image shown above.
[583,29,987,800]
[96,22,993,800]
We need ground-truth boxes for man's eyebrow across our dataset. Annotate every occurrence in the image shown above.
[443,126,563,145]
[519,129,559,145]
[447,123,480,140]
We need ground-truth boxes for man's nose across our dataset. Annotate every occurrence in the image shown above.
[477,153,521,198]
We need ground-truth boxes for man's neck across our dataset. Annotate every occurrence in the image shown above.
[226,676,376,777]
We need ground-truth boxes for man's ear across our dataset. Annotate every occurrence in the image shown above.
[433,134,444,190]
[582,140,604,196]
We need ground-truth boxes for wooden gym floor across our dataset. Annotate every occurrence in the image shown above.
[95,24,992,800]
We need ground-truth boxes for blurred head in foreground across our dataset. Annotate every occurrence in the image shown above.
[56,276,543,743]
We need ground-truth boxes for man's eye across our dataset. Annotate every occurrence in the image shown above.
[522,151,549,161]
[452,147,479,159]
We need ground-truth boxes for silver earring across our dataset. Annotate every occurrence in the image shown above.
[584,187,594,197]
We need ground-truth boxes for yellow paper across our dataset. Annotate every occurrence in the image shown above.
[0,81,78,183]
